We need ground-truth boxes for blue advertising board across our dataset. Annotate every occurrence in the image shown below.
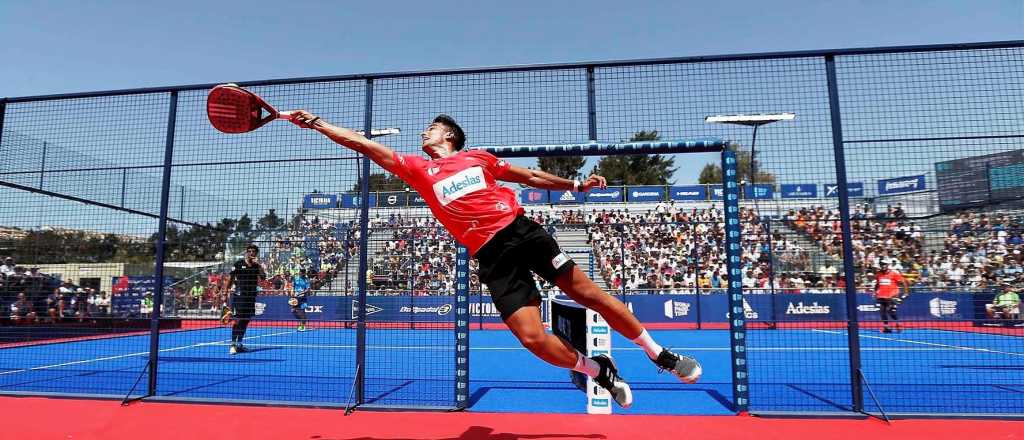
[111,276,177,316]
[342,193,377,208]
[627,186,665,202]
[710,185,723,200]
[824,182,864,198]
[303,194,337,209]
[878,175,926,195]
[742,184,774,200]
[780,184,817,199]
[409,193,429,207]
[244,291,976,324]
[586,187,624,203]
[669,185,707,201]
[377,192,409,208]
[550,190,586,204]
[519,189,548,205]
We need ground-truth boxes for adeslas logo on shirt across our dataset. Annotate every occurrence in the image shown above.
[434,167,486,205]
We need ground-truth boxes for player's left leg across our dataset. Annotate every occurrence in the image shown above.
[554,265,701,384]
[878,300,892,333]
[503,299,632,408]
[890,300,902,332]
[291,304,307,331]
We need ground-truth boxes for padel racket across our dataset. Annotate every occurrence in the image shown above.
[207,84,292,134]
[207,84,402,137]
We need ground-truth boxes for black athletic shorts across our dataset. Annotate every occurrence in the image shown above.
[474,216,576,320]
[232,294,257,319]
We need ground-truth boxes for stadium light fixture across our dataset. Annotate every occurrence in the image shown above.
[704,113,795,126]
[703,113,795,185]
[705,112,795,307]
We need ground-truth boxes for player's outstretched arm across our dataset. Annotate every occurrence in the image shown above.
[287,110,398,171]
[500,165,607,192]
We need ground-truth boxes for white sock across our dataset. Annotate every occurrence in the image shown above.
[572,351,601,378]
[631,329,663,360]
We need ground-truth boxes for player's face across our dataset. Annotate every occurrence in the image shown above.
[420,123,451,157]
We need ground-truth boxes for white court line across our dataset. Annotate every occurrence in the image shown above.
[0,330,297,377]
[230,343,990,352]
[812,329,1024,357]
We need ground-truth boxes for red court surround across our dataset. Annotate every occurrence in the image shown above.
[2,396,1021,440]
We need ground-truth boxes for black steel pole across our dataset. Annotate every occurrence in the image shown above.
[148,91,178,396]
[766,219,778,327]
[586,66,598,142]
[121,168,127,208]
[354,79,374,406]
[825,54,864,412]
[39,141,47,189]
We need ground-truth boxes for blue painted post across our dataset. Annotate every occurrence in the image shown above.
[721,149,749,413]
[454,245,470,409]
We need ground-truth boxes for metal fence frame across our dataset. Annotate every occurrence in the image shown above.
[1,40,1022,417]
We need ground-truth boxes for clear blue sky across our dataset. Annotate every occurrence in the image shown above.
[4,1,1020,98]
[1,0,1021,222]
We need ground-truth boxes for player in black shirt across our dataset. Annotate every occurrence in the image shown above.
[224,244,266,354]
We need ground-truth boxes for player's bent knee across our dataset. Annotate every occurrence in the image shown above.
[515,331,548,351]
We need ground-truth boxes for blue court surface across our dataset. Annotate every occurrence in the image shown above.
[0,326,1021,415]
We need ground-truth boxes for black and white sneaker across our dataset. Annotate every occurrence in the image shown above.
[592,354,633,409]
[653,349,702,384]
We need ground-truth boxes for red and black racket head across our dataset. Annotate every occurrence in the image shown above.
[207,84,280,134]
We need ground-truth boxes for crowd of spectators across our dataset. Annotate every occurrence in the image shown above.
[1,256,112,324]
[785,204,1024,291]
[580,203,809,294]
[365,213,474,296]
[8,201,1018,315]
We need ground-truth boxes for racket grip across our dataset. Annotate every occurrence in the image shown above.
[277,110,296,120]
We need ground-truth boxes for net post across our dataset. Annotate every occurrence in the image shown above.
[147,90,179,396]
[454,245,470,409]
[585,307,612,415]
[722,148,749,413]
[354,78,374,407]
[825,54,865,412]
[552,300,612,414]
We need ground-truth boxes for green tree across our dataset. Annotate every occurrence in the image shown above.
[591,131,677,185]
[352,173,408,192]
[228,213,255,250]
[697,148,776,184]
[257,209,284,232]
[537,156,585,180]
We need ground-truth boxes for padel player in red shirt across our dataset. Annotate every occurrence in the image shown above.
[284,111,701,409]
[875,261,909,333]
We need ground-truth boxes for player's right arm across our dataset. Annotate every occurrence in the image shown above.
[287,110,399,171]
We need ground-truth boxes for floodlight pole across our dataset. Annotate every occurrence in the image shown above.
[705,114,794,328]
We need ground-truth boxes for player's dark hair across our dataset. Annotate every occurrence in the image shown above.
[245,244,259,253]
[433,114,466,151]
